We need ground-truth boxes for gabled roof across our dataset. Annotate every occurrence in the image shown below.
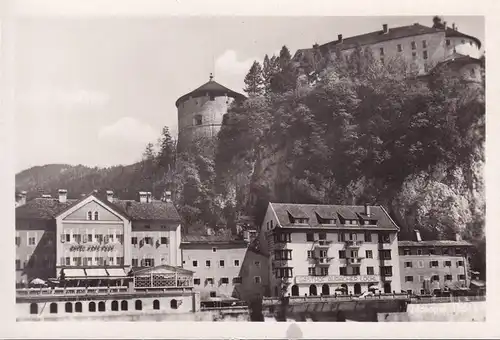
[269,203,399,231]
[398,240,473,247]
[175,79,246,107]
[16,193,181,222]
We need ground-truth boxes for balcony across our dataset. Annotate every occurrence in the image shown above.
[382,275,393,282]
[313,257,332,266]
[273,259,289,268]
[313,239,332,248]
[346,257,363,266]
[345,240,363,248]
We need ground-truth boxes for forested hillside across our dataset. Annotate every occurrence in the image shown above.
[16,42,485,276]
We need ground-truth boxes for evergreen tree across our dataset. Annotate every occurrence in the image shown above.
[142,142,155,161]
[157,126,176,170]
[270,45,297,93]
[262,54,279,95]
[244,61,265,96]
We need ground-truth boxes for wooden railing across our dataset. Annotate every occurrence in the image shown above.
[262,293,410,305]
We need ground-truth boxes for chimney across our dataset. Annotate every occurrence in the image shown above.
[455,233,462,242]
[58,189,67,203]
[415,229,422,242]
[452,23,456,30]
[443,21,447,30]
[364,204,371,217]
[138,191,148,203]
[382,24,388,34]
[164,191,172,203]
[106,190,114,203]
[338,34,343,43]
[17,191,27,206]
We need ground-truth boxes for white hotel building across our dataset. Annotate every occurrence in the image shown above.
[259,203,402,297]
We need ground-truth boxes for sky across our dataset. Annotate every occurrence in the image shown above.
[12,16,484,172]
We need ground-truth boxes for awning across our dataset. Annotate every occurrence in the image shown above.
[471,280,485,288]
[106,268,128,278]
[64,269,86,279]
[86,268,108,278]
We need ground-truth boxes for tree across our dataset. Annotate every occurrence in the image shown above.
[244,61,265,97]
[157,126,176,170]
[142,142,156,161]
[270,45,297,93]
[263,54,279,95]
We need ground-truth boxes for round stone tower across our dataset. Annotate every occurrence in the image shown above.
[176,74,246,151]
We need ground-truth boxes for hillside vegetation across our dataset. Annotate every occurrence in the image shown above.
[16,44,485,276]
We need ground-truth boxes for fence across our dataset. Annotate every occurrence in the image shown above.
[262,293,410,305]
[410,295,486,304]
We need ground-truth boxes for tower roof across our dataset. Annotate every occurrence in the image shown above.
[175,74,246,107]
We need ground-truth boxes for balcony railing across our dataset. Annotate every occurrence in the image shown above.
[314,257,332,265]
[314,239,332,247]
[345,240,363,248]
[16,286,129,297]
[346,257,363,265]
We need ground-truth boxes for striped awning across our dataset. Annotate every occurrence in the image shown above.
[63,269,86,279]
[86,268,108,278]
[106,268,128,278]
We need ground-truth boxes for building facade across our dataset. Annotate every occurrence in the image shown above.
[15,190,182,285]
[398,231,473,295]
[181,233,266,302]
[258,203,402,298]
[176,74,246,151]
[294,18,482,80]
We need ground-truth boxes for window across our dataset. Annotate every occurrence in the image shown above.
[445,275,453,281]
[65,302,73,313]
[135,300,142,311]
[153,300,160,310]
[403,249,411,256]
[318,232,326,240]
[430,261,439,268]
[73,257,82,266]
[75,302,82,313]
[121,301,128,311]
[307,250,313,259]
[170,299,178,309]
[192,260,198,267]
[412,51,417,59]
[275,249,292,260]
[367,266,374,275]
[274,232,291,243]
[206,260,211,267]
[161,225,166,229]
[50,303,58,314]
[65,257,71,266]
[194,278,201,285]
[117,257,124,266]
[458,274,466,281]
[255,261,261,267]
[340,267,347,276]
[352,267,360,275]
[132,258,138,267]
[98,301,105,312]
[417,249,423,255]
[431,275,439,282]
[233,277,242,284]
[405,276,414,282]
[210,291,217,298]
[457,260,464,267]
[15,259,21,270]
[108,257,114,265]
[206,278,214,285]
[132,237,138,245]
[270,220,274,228]
[319,267,329,276]
[276,267,293,278]
[339,250,346,259]
[418,275,424,282]
[88,302,96,312]
[444,260,451,267]
[87,234,93,243]
[145,225,151,229]
[108,234,114,243]
[30,303,38,315]
[234,259,240,267]
[308,267,315,276]
[381,266,393,276]
[379,47,384,56]
[442,248,449,255]
[364,232,372,242]
[306,233,314,242]
[28,236,36,246]
[219,260,225,268]
[404,261,412,268]
[411,41,416,50]
[94,212,99,220]
[144,237,152,245]
[456,248,462,255]
[461,39,465,44]
[212,247,217,253]
[423,50,428,60]
[65,234,71,242]
[87,211,92,220]
[221,277,229,284]
[160,237,168,245]
[144,258,154,267]
[420,289,425,295]
[446,39,451,46]
[194,115,203,126]
[397,44,402,52]
[254,276,262,284]
[380,250,391,260]
[422,40,427,48]
[15,236,21,246]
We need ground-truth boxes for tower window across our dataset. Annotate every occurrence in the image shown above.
[194,115,203,126]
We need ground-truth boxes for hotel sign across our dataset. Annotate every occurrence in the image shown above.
[295,275,379,284]
[69,245,115,252]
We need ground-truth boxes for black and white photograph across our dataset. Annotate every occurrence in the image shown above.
[2,1,494,337]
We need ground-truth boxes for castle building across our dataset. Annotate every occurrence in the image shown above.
[294,18,482,81]
[175,74,246,151]
[15,190,183,286]
[258,203,402,298]
[398,230,473,296]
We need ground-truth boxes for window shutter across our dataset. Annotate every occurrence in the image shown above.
[60,234,65,243]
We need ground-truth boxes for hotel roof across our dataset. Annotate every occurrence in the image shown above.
[269,202,399,231]
[16,193,181,222]
[398,240,473,247]
[181,233,248,245]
